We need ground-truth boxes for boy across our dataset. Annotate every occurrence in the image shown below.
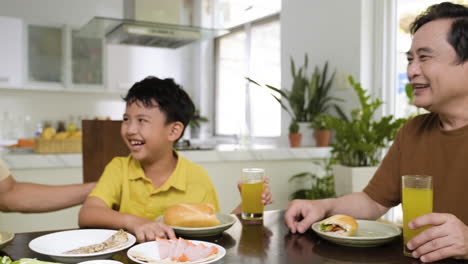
[79,77,272,242]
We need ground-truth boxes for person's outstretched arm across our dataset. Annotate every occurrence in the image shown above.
[79,196,176,242]
[0,175,95,213]
[284,192,389,234]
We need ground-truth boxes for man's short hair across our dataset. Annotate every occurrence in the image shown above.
[410,2,468,63]
[123,76,195,128]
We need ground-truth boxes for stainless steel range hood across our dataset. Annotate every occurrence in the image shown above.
[78,17,227,49]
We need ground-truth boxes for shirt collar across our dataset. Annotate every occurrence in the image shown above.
[128,152,187,192]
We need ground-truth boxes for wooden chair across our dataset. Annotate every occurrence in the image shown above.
[82,120,129,182]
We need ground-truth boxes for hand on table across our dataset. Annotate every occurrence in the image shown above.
[284,199,326,234]
[407,212,468,262]
[126,215,176,242]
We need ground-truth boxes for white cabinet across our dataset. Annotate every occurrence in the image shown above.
[0,16,23,86]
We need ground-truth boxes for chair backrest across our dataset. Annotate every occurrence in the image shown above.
[82,120,129,182]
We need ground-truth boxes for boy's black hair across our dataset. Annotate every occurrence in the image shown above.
[410,2,468,64]
[123,76,195,136]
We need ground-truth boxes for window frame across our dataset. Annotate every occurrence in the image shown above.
[213,13,281,142]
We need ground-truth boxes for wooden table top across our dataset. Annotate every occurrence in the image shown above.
[1,210,465,264]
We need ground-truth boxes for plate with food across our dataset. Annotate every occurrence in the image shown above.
[28,229,136,263]
[311,214,401,247]
[0,232,15,250]
[157,203,236,237]
[128,238,225,264]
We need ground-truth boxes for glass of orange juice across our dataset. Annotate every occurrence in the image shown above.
[241,168,265,220]
[402,175,433,257]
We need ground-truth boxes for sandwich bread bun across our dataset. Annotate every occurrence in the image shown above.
[164,203,221,227]
[320,214,358,236]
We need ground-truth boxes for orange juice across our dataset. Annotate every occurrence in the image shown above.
[241,181,264,219]
[402,187,433,248]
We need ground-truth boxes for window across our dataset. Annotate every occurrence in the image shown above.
[215,15,281,138]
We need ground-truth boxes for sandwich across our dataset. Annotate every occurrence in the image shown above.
[163,203,220,228]
[319,214,358,236]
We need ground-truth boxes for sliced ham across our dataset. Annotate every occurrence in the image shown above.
[155,238,218,263]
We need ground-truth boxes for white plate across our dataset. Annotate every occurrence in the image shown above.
[157,213,236,237]
[127,240,226,264]
[78,260,123,264]
[311,220,401,247]
[28,229,136,263]
[0,232,15,249]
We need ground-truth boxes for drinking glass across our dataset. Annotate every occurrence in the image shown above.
[402,175,433,257]
[241,168,265,220]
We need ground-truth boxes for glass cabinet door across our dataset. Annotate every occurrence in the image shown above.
[72,30,103,85]
[28,25,63,83]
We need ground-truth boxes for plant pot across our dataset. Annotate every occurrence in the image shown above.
[297,122,315,146]
[313,130,331,147]
[288,133,302,148]
[332,164,378,196]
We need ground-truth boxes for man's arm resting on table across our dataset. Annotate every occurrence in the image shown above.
[285,192,389,233]
[0,175,95,213]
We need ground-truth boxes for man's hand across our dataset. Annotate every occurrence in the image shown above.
[284,199,326,234]
[408,213,468,262]
[125,216,176,242]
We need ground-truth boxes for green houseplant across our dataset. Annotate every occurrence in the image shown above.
[246,55,342,147]
[323,76,406,196]
[289,159,336,200]
[188,109,209,139]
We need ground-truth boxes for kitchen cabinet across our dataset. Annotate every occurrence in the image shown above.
[0,16,23,86]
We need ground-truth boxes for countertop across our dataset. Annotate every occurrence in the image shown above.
[1,146,331,169]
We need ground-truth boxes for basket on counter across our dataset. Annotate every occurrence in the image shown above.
[34,138,82,153]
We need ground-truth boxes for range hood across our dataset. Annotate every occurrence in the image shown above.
[78,16,227,49]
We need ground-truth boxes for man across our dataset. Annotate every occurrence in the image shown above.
[0,158,95,212]
[284,2,468,262]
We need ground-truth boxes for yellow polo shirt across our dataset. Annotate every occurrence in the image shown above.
[0,159,10,181]
[89,153,220,220]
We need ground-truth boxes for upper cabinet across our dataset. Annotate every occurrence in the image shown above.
[26,24,105,89]
[0,16,23,86]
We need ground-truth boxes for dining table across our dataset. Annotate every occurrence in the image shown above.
[1,210,465,264]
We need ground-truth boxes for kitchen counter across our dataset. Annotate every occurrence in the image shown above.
[1,146,331,169]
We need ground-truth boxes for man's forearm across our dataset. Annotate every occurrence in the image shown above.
[323,192,389,220]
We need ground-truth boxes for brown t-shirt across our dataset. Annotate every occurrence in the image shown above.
[364,113,468,224]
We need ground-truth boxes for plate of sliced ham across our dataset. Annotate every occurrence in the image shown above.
[127,238,226,264]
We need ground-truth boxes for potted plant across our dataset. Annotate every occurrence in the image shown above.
[247,55,342,147]
[188,109,209,139]
[288,121,302,147]
[311,114,332,147]
[323,76,406,196]
[289,159,335,200]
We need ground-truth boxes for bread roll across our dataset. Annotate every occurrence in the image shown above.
[164,203,220,227]
[320,214,358,236]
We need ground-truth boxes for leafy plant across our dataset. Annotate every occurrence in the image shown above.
[246,55,342,133]
[289,159,336,200]
[306,62,343,123]
[310,114,332,130]
[289,120,300,134]
[188,109,209,129]
[323,76,407,167]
